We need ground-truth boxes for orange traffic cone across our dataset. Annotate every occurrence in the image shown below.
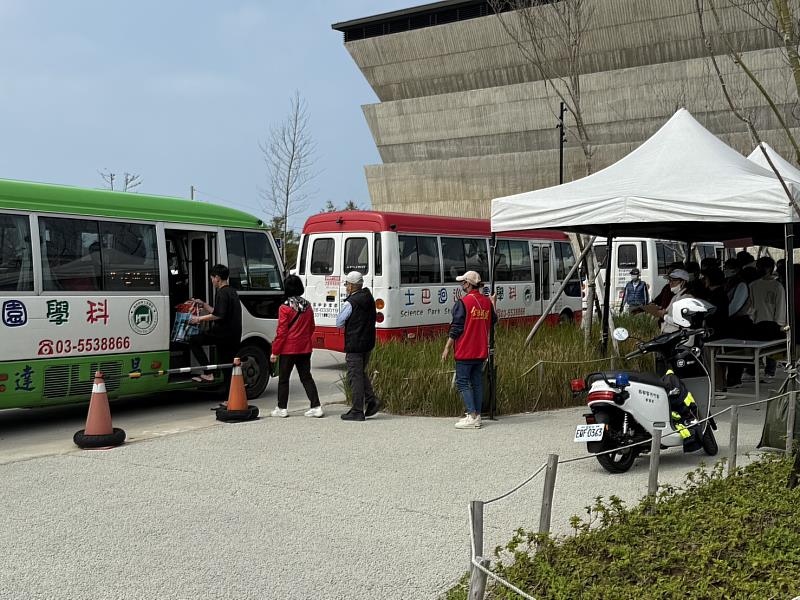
[73,371,126,449]
[215,358,259,422]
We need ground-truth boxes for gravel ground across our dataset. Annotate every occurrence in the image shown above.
[0,395,770,600]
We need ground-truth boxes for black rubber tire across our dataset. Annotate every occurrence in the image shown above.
[597,447,638,473]
[558,310,574,325]
[216,405,260,422]
[238,343,270,400]
[73,427,126,449]
[701,424,719,456]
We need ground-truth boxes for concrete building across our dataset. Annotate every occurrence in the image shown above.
[332,0,799,218]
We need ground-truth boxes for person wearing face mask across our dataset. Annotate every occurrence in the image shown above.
[643,269,691,333]
[442,271,497,430]
[619,268,649,314]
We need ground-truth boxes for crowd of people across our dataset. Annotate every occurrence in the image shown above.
[623,250,789,399]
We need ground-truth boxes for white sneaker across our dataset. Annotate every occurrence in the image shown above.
[455,414,481,429]
[304,406,324,418]
[271,407,288,418]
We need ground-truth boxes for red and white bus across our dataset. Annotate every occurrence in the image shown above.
[297,211,583,351]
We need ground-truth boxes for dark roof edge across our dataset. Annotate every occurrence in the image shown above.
[331,0,483,31]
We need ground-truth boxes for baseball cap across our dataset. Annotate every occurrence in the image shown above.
[344,271,363,285]
[668,269,690,281]
[455,271,482,286]
[630,268,640,276]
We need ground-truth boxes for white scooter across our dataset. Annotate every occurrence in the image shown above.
[572,298,718,473]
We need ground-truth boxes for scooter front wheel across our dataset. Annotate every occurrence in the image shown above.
[597,447,638,473]
[701,424,718,456]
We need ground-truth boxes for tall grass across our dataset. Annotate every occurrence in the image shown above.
[358,315,659,417]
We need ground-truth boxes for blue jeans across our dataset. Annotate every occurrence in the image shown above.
[455,360,484,414]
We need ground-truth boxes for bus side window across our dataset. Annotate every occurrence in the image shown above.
[442,237,466,283]
[40,217,102,291]
[344,237,369,274]
[509,240,531,281]
[374,233,382,276]
[495,240,512,281]
[542,245,551,300]
[641,241,648,269]
[101,222,160,291]
[531,245,540,301]
[464,238,487,275]
[399,235,419,285]
[298,235,309,275]
[0,214,33,291]
[310,238,335,276]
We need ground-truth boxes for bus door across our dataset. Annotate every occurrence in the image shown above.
[188,232,216,302]
[303,233,342,327]
[340,233,372,313]
[528,243,545,317]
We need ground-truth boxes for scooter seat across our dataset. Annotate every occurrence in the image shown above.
[586,370,668,390]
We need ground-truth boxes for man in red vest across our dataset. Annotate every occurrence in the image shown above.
[441,270,497,429]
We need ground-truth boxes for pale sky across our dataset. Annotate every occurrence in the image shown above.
[0,0,413,229]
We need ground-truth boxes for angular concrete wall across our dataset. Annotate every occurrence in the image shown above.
[340,0,799,218]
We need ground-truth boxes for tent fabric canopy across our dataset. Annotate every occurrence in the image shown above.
[491,109,800,242]
[748,142,800,183]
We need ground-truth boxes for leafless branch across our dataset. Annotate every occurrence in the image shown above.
[259,91,318,263]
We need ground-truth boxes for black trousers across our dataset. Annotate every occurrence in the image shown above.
[346,351,377,413]
[277,353,320,409]
[189,332,239,389]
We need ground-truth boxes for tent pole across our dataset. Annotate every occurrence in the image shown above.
[525,236,597,345]
[784,225,800,487]
[488,233,497,421]
[601,236,613,355]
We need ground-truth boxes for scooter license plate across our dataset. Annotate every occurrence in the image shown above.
[574,424,605,442]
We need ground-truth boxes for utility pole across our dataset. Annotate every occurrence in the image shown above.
[190,185,195,200]
[558,101,568,185]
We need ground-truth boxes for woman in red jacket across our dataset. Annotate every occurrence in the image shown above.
[269,275,323,418]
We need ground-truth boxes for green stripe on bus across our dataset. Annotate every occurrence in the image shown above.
[1,351,174,409]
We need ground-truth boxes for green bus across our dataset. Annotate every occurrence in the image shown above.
[0,178,284,409]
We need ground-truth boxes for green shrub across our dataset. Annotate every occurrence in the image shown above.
[352,315,658,416]
[445,455,800,600]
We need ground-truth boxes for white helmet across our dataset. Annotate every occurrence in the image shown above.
[671,297,709,328]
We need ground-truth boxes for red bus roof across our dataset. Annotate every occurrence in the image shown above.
[302,210,568,240]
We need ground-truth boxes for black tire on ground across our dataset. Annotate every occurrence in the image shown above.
[702,424,718,456]
[73,427,126,449]
[237,343,270,400]
[215,405,260,422]
[559,310,574,324]
[597,447,638,473]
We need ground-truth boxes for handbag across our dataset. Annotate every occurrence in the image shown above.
[171,301,201,342]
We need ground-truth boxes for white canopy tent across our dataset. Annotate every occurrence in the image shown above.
[748,142,800,183]
[491,109,800,243]
[490,108,800,450]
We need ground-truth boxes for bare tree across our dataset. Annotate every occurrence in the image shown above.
[260,91,317,263]
[489,0,601,343]
[99,170,142,192]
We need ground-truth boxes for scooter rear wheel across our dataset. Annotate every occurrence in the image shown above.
[597,447,637,473]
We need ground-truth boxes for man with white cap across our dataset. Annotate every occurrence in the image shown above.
[643,268,690,333]
[441,270,496,429]
[336,271,380,421]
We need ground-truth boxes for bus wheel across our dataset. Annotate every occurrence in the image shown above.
[559,310,574,324]
[238,343,269,400]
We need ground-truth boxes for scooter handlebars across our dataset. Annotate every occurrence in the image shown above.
[623,328,707,361]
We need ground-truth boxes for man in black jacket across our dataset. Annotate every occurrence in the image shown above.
[336,271,380,421]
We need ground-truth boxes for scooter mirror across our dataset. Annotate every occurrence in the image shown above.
[612,327,629,341]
